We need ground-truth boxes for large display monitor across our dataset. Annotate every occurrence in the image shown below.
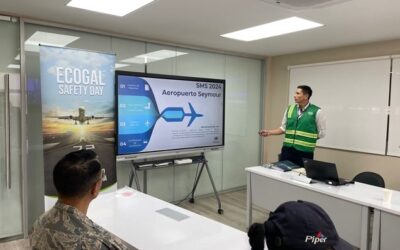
[116,71,225,160]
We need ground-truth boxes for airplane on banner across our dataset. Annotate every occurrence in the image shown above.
[54,107,105,125]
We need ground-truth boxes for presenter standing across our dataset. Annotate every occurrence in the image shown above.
[259,85,326,166]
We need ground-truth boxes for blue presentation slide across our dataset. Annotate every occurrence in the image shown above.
[117,75,224,155]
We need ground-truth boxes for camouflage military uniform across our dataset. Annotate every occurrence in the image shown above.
[30,202,134,249]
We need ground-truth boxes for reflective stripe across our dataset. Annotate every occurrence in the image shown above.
[293,139,316,148]
[284,138,294,144]
[295,131,318,139]
[287,105,295,118]
[286,130,295,135]
[284,138,316,148]
[285,130,317,139]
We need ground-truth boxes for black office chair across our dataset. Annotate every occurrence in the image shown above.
[352,172,385,188]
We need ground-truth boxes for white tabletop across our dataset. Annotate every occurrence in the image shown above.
[246,166,400,216]
[87,187,251,250]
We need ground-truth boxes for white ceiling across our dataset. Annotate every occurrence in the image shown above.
[0,0,400,57]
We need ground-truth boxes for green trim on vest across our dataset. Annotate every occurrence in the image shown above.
[283,103,320,152]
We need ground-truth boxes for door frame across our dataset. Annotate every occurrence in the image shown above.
[19,18,28,239]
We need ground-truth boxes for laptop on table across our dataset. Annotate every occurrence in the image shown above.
[303,159,353,186]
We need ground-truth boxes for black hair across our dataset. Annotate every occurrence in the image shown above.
[248,221,287,250]
[297,85,313,99]
[53,149,101,198]
[248,223,265,250]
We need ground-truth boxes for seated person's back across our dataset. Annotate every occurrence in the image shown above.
[30,150,132,249]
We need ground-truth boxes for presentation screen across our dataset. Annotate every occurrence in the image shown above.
[116,71,225,160]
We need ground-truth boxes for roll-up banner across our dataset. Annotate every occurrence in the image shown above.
[39,45,116,206]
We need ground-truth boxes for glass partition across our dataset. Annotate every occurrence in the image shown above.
[24,22,263,216]
[0,18,23,239]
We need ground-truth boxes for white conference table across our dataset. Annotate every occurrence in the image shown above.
[366,188,400,250]
[246,166,395,250]
[88,187,250,250]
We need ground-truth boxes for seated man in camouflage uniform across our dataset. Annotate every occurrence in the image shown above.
[30,150,134,250]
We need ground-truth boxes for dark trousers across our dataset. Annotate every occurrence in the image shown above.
[280,146,314,167]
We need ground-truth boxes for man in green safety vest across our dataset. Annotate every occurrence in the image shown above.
[259,85,326,166]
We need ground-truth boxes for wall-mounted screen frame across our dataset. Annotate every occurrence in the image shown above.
[116,71,225,161]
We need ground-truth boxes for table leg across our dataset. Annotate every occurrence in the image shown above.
[246,172,253,229]
[370,209,381,250]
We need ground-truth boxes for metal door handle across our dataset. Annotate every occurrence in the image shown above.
[4,74,11,189]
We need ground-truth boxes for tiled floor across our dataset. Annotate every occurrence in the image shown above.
[179,188,268,232]
[0,239,30,250]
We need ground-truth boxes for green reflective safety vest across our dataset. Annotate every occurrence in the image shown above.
[283,104,320,153]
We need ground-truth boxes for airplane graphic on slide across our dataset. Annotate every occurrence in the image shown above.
[161,102,203,127]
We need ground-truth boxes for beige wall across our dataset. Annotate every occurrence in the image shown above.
[263,39,400,190]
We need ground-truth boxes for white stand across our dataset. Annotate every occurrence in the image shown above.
[128,152,223,214]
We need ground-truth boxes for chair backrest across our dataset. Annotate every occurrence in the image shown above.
[352,171,385,188]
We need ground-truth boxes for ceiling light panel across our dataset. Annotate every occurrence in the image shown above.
[8,64,20,69]
[260,0,352,10]
[122,50,188,64]
[221,17,323,42]
[25,31,80,52]
[67,0,154,17]
[115,63,130,69]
